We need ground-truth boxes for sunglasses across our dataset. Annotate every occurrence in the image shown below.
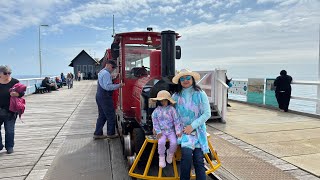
[180,75,192,82]
[3,72,11,75]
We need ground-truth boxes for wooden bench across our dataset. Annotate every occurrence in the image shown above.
[34,83,46,94]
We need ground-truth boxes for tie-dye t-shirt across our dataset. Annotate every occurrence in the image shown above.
[152,105,182,135]
[172,86,211,153]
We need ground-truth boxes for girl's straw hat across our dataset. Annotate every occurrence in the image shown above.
[150,90,176,104]
[172,69,201,84]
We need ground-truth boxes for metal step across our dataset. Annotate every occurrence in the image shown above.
[208,116,222,120]
[211,109,218,113]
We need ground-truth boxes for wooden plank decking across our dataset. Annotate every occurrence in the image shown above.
[1,80,319,180]
[0,81,129,180]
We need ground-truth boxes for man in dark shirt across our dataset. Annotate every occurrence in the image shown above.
[41,77,54,92]
[274,70,293,112]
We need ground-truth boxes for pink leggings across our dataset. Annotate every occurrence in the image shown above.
[158,132,177,157]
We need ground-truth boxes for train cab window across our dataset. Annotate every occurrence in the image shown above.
[124,45,153,79]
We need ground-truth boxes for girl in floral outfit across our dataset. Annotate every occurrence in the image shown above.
[151,90,182,168]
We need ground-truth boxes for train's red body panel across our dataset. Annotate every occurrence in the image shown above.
[105,30,180,146]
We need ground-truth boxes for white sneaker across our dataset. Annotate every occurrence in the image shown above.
[166,149,174,164]
[159,156,166,168]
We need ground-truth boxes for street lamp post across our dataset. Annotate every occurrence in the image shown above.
[39,24,49,78]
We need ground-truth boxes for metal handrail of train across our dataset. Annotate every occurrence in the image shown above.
[128,134,221,179]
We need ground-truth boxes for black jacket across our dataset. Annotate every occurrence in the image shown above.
[274,75,292,92]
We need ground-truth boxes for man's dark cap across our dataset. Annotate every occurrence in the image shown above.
[105,60,117,67]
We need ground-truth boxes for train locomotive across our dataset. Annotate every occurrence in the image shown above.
[107,30,180,158]
[105,29,220,179]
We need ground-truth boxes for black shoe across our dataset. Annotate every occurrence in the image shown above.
[106,134,119,139]
[6,148,13,154]
[227,104,231,107]
[93,135,108,140]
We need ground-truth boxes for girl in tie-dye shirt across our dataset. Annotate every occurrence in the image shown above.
[171,69,211,180]
[151,90,182,168]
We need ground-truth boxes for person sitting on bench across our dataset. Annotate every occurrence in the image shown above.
[41,77,55,92]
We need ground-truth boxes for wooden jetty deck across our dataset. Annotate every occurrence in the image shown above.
[0,80,319,180]
[0,81,129,180]
[206,101,320,180]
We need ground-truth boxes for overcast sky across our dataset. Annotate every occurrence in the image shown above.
[0,0,319,77]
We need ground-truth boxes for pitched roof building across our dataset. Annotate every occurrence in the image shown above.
[69,50,102,79]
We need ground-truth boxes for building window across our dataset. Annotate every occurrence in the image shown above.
[82,65,87,78]
[77,65,81,74]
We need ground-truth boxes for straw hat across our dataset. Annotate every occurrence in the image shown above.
[172,69,201,84]
[150,90,176,104]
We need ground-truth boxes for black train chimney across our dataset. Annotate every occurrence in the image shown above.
[161,30,176,77]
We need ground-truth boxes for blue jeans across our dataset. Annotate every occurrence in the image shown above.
[94,95,116,136]
[0,113,16,150]
[180,147,206,180]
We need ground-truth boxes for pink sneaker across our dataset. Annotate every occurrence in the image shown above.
[166,149,174,164]
[159,156,166,168]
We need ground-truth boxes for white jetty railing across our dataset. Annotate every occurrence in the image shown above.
[197,69,228,123]
[229,79,320,115]
[19,76,57,95]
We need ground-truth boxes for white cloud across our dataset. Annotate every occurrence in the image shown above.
[257,0,300,6]
[175,0,320,71]
[0,0,70,40]
[158,6,177,15]
[225,0,241,8]
[156,0,181,5]
[200,13,214,21]
[211,1,225,8]
[59,0,150,25]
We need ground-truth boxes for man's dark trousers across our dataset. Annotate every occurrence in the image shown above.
[94,83,116,136]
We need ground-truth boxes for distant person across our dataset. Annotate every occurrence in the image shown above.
[41,77,55,92]
[77,71,81,81]
[66,73,72,89]
[0,65,25,154]
[274,70,292,112]
[55,77,63,88]
[70,73,74,88]
[60,73,66,85]
[88,72,92,80]
[171,69,211,180]
[49,78,59,90]
[151,90,182,168]
[93,60,124,139]
[226,74,232,107]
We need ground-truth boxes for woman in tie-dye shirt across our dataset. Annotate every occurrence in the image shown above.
[171,69,211,180]
[151,90,182,168]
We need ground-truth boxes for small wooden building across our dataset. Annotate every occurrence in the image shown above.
[69,50,102,79]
